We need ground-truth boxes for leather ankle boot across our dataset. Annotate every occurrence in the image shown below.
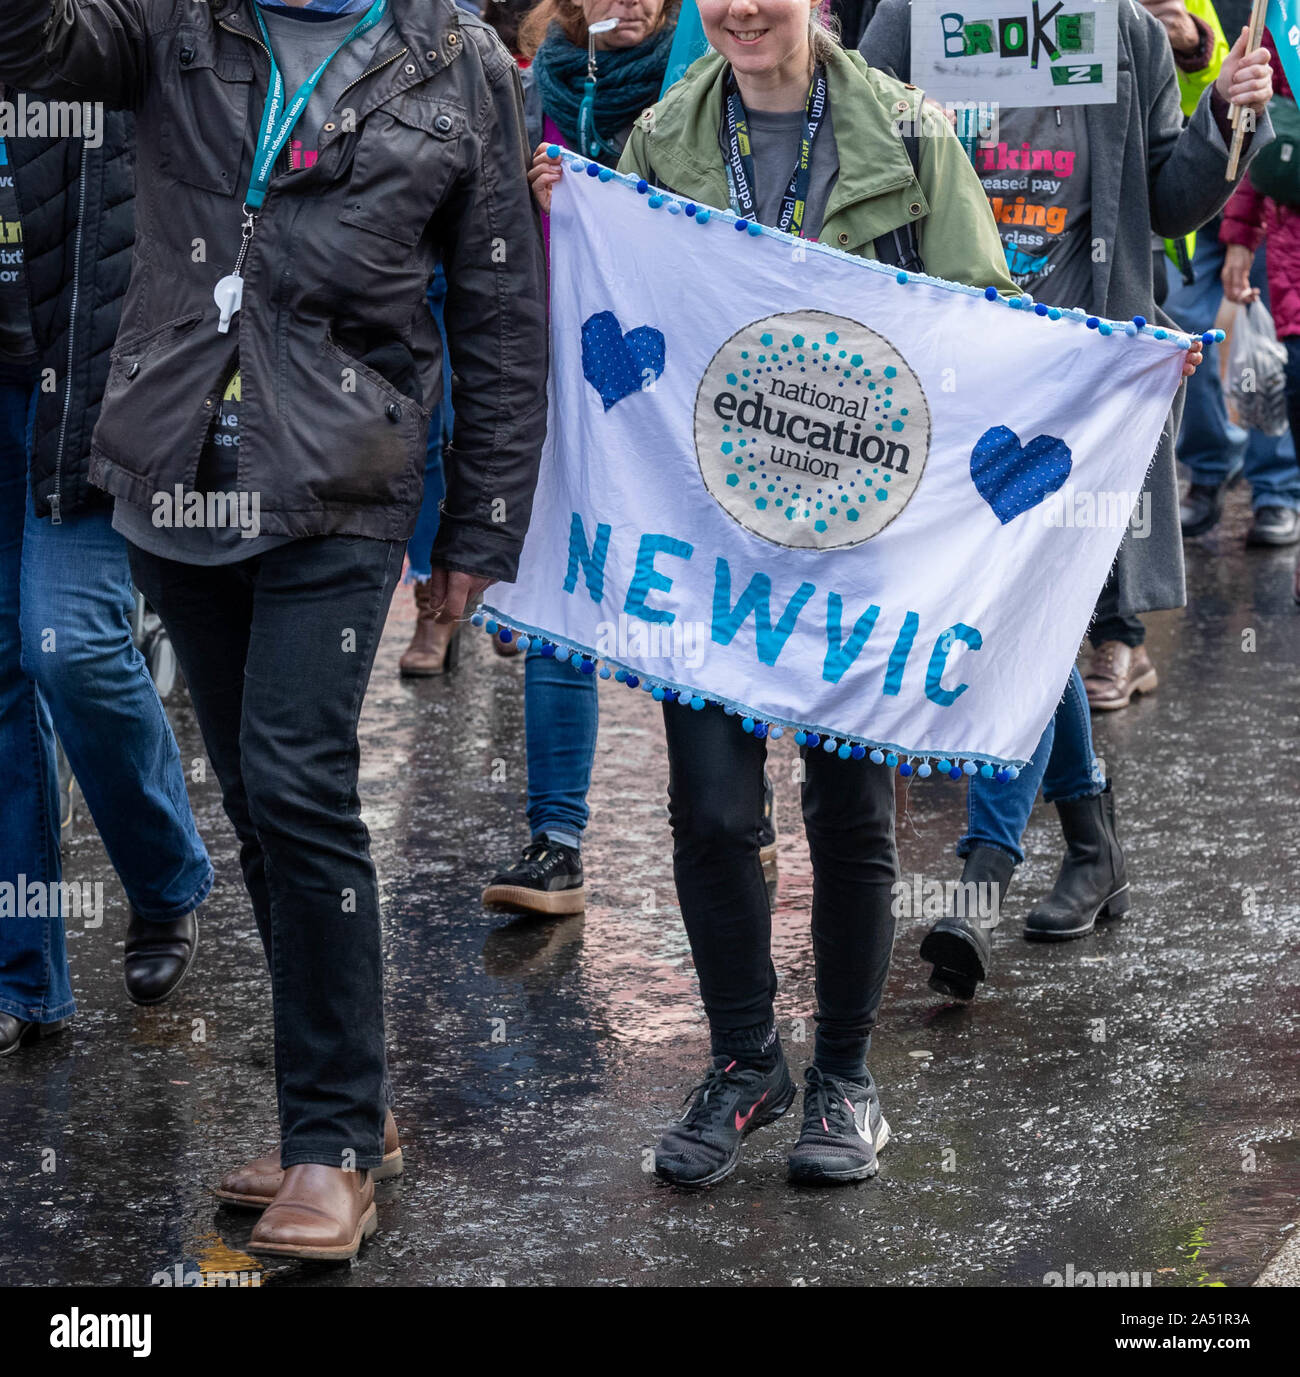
[918,846,1016,1001]
[247,1164,377,1262]
[1024,783,1130,941]
[0,1013,69,1057]
[399,579,460,677]
[124,908,198,1005]
[214,1108,402,1208]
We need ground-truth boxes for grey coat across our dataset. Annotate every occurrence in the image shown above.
[863,0,1274,616]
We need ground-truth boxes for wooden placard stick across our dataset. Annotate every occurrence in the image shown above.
[1227,0,1270,179]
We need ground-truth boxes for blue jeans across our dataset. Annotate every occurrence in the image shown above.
[0,372,212,1022]
[407,268,454,580]
[524,646,598,849]
[959,666,1104,866]
[1165,234,1300,510]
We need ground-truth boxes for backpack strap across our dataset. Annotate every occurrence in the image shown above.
[872,127,925,273]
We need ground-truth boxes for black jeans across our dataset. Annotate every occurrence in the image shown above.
[661,703,898,1078]
[1090,567,1145,649]
[128,535,403,1169]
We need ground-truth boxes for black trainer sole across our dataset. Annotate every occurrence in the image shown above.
[788,1156,879,1185]
[1023,884,1131,942]
[654,1078,797,1190]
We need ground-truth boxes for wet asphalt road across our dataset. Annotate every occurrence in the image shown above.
[1,490,1297,1289]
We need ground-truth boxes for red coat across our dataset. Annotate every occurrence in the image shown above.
[1220,35,1300,338]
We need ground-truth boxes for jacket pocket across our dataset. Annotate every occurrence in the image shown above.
[289,331,430,508]
[159,27,254,198]
[96,312,214,483]
[338,98,465,246]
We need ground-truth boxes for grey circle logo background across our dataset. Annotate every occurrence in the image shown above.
[694,310,931,549]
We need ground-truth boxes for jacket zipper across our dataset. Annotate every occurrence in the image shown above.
[337,46,408,105]
[219,18,270,62]
[52,154,89,525]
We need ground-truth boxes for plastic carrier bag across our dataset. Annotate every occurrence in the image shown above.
[1226,300,1289,437]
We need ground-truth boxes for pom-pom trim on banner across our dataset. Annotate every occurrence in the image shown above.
[473,609,1023,782]
[543,146,1223,349]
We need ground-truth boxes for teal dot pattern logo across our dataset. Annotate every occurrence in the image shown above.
[694,311,931,549]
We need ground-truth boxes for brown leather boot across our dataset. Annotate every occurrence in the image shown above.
[399,579,460,677]
[1082,641,1158,711]
[213,1108,402,1209]
[247,1165,377,1262]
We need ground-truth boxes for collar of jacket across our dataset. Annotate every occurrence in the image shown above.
[635,43,927,251]
[214,0,468,88]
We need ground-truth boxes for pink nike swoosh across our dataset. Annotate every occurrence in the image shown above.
[734,1089,770,1133]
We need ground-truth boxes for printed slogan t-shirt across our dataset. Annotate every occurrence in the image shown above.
[114,3,396,564]
[0,138,36,367]
[976,105,1093,310]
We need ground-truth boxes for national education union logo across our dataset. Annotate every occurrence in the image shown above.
[694,310,931,549]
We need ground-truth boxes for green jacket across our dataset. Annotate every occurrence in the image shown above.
[617,44,1017,294]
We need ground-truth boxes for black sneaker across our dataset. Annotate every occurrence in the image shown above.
[481,838,585,917]
[787,1066,890,1185]
[1246,505,1300,547]
[758,772,778,902]
[655,1055,796,1189]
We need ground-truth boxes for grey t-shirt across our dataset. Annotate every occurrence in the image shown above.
[720,104,840,241]
[975,104,1093,310]
[114,5,397,564]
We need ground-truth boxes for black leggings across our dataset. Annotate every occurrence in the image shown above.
[661,703,899,1078]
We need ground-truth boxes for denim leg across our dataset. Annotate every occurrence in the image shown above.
[524,645,598,847]
[19,496,212,921]
[960,704,1057,866]
[0,371,72,1023]
[1040,666,1106,804]
[1165,235,1240,486]
[405,406,445,582]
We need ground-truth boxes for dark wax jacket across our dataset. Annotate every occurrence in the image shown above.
[0,0,549,579]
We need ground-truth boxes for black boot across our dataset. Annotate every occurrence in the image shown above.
[0,1013,69,1057]
[124,908,199,1005]
[919,846,1016,1001]
[1024,784,1129,941]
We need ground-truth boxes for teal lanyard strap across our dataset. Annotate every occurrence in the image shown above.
[245,0,389,210]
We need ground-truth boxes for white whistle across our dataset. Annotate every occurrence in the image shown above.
[215,274,244,335]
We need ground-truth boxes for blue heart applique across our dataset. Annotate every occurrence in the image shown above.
[581,311,666,411]
[970,425,1073,525]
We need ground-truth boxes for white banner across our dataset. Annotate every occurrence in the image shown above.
[910,0,1120,108]
[481,154,1188,772]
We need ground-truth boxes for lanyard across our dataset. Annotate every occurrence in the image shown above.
[722,65,826,238]
[246,0,388,209]
[213,0,388,334]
